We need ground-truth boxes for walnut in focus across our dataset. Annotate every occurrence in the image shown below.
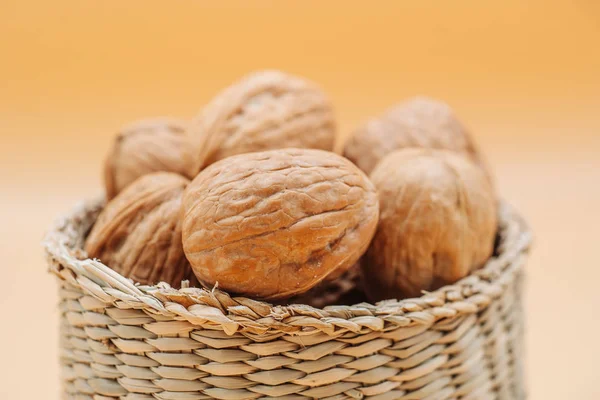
[363,149,497,302]
[343,97,487,175]
[181,148,379,300]
[188,70,336,174]
[86,172,196,287]
[104,118,194,199]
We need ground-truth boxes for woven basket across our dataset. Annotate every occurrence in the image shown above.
[44,198,531,400]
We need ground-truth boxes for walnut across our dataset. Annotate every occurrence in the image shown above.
[85,172,196,287]
[188,70,336,175]
[343,97,487,175]
[181,148,379,300]
[104,118,194,199]
[363,149,497,301]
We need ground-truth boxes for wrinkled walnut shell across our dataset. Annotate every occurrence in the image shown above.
[285,262,362,308]
[86,172,196,287]
[343,97,487,175]
[104,118,194,199]
[363,149,497,301]
[189,70,336,174]
[182,148,379,300]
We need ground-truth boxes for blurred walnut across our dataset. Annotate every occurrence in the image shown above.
[188,70,336,174]
[343,97,488,176]
[104,118,194,199]
[86,172,196,287]
[182,148,379,300]
[363,149,497,301]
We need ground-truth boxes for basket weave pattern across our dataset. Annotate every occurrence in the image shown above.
[45,199,531,400]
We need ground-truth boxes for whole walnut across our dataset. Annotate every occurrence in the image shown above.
[181,148,379,300]
[343,97,487,175]
[86,172,196,287]
[188,70,336,174]
[363,149,497,302]
[104,118,194,199]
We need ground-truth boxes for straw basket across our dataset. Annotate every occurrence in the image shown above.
[44,198,531,400]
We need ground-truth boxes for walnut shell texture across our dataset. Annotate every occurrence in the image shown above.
[86,172,196,287]
[189,70,336,174]
[343,97,485,175]
[363,149,497,301]
[104,118,194,199]
[182,148,379,300]
[285,262,362,308]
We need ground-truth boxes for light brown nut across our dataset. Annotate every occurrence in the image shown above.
[188,70,336,174]
[182,148,379,300]
[363,149,497,301]
[343,97,487,175]
[104,118,194,199]
[86,172,196,287]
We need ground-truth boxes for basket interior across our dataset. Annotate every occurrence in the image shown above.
[44,197,532,334]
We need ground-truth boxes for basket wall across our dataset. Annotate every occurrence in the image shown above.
[46,199,531,400]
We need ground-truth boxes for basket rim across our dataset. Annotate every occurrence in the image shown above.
[44,197,531,336]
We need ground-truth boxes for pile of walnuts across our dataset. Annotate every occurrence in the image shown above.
[85,70,497,304]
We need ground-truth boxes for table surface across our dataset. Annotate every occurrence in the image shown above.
[1,1,599,398]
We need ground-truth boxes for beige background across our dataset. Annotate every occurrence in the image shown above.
[1,1,599,398]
